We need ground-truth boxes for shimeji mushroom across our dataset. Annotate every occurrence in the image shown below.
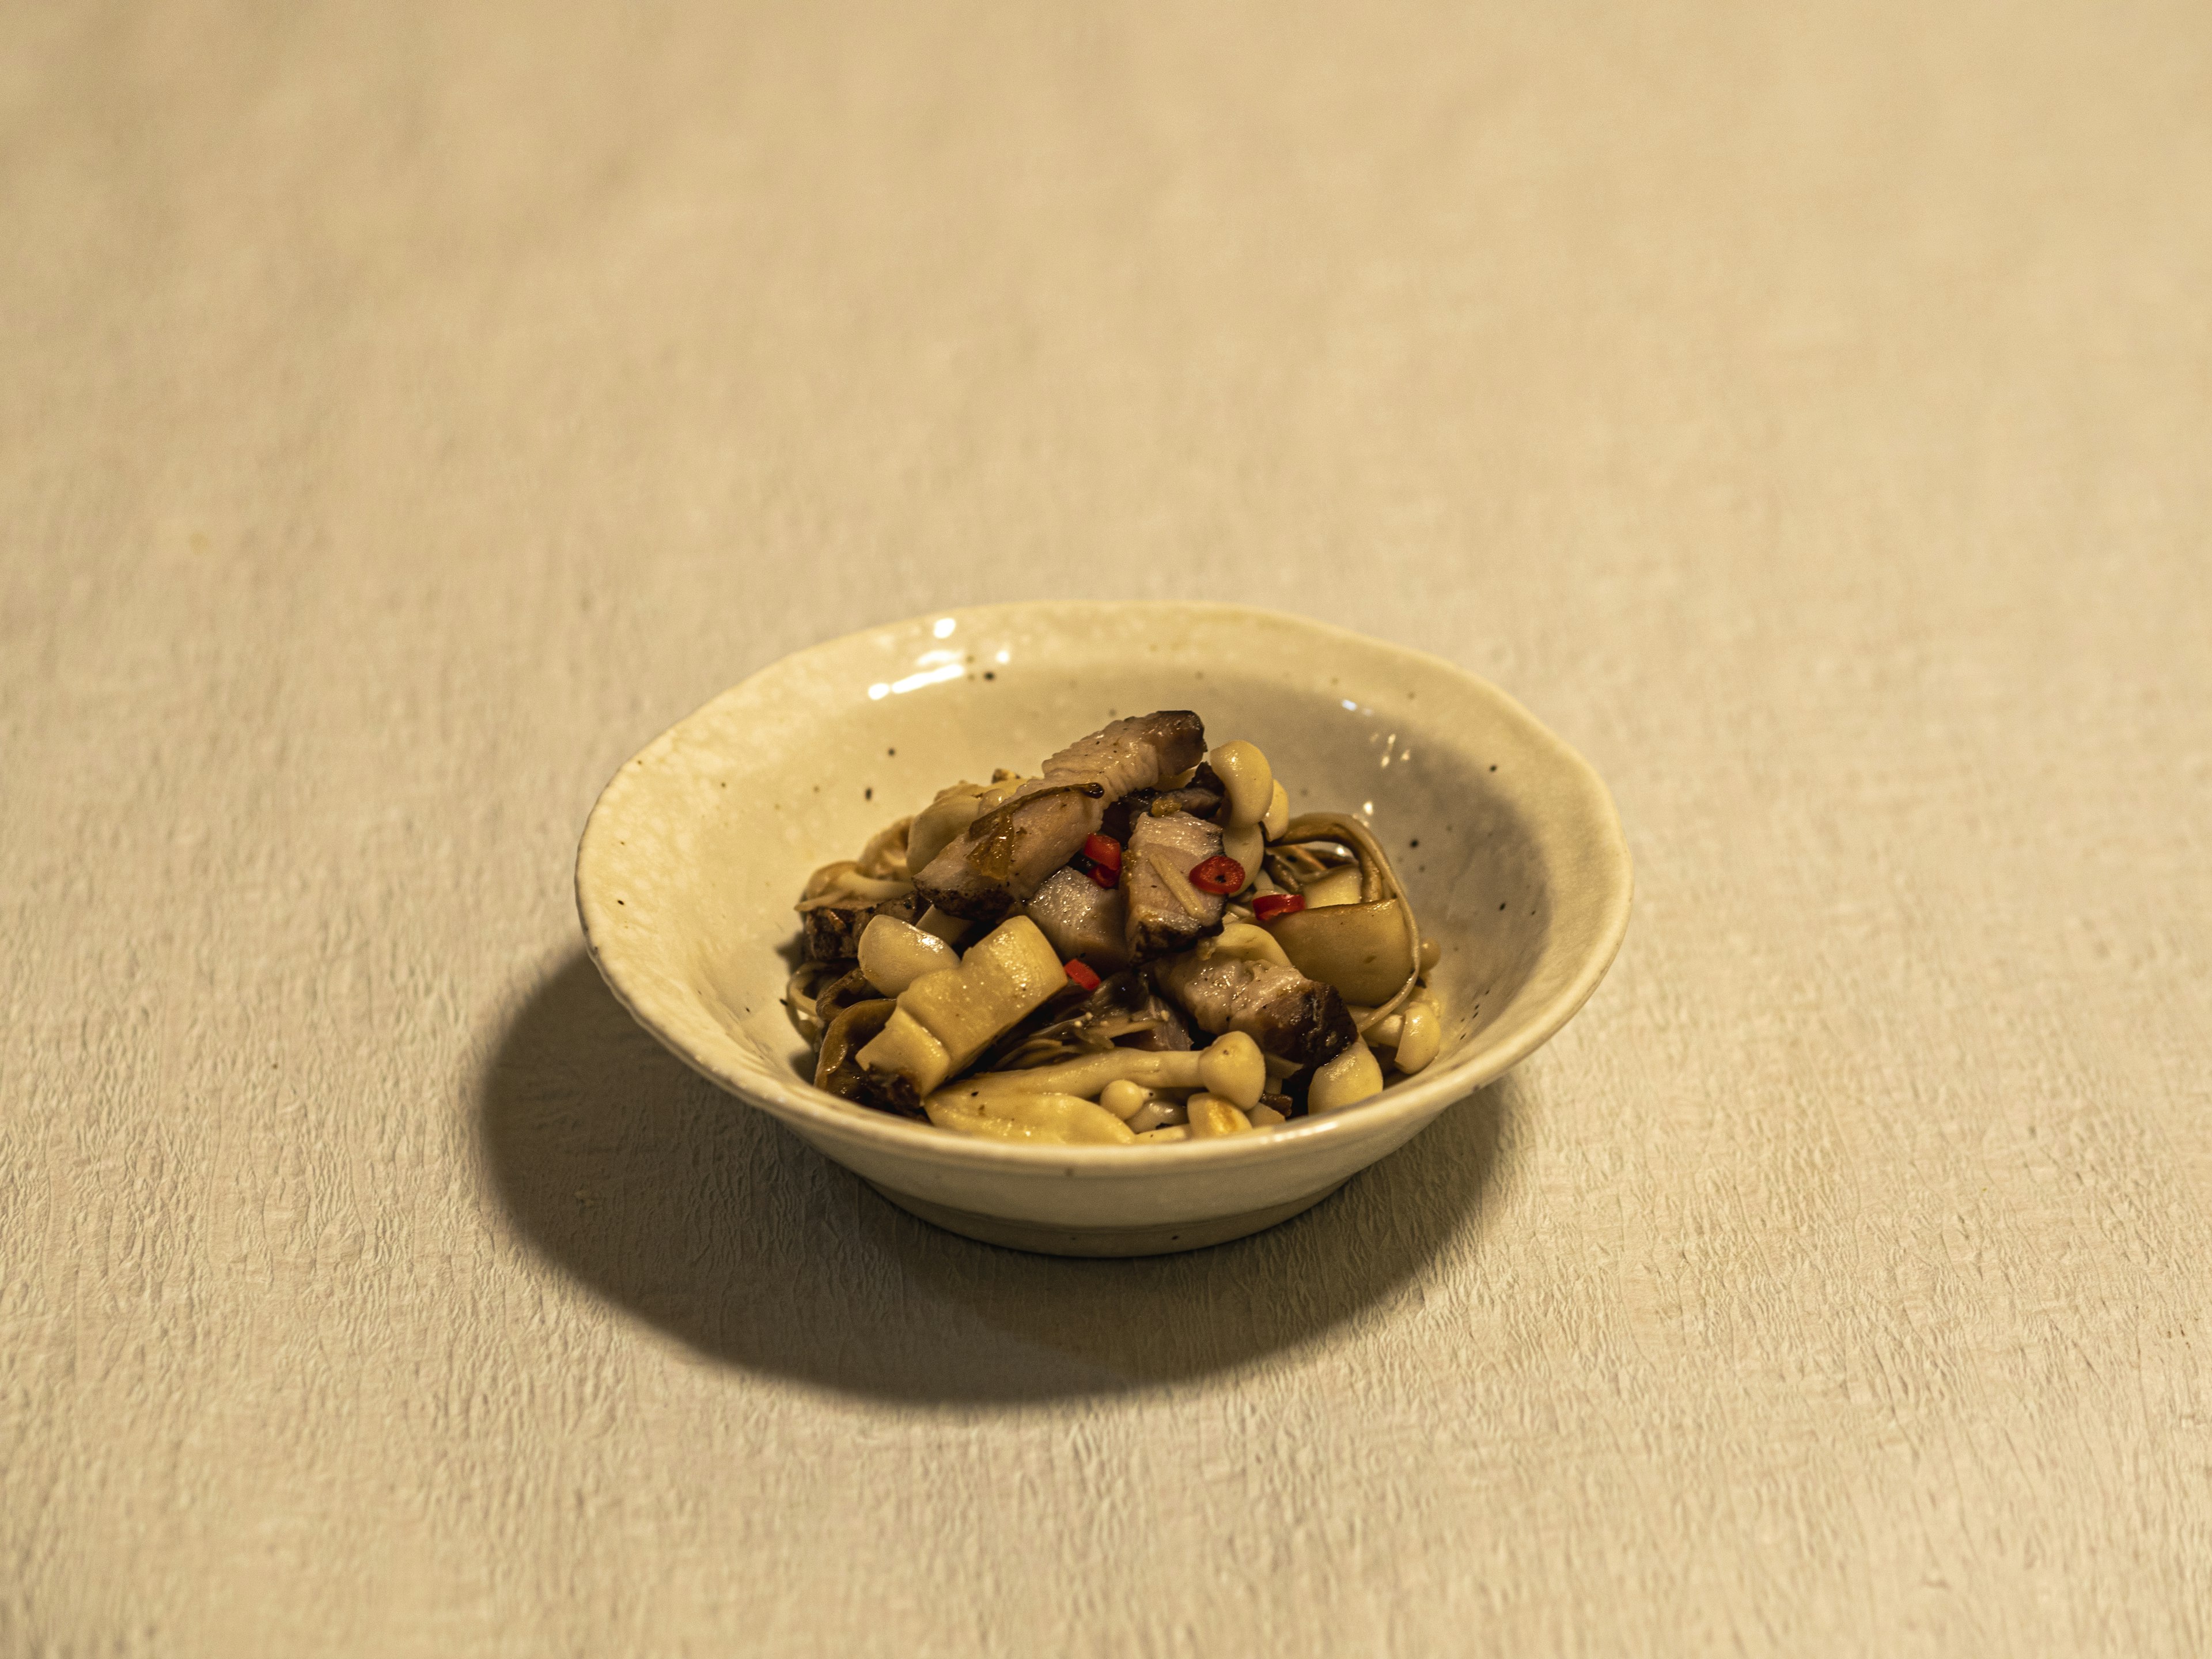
[1259,812,1425,1037]
[1308,1037,1385,1114]
[1183,1093,1255,1139]
[927,1029,1267,1114]
[1356,985,1444,1075]
[925,1090,1139,1145]
[856,914,960,997]
[1207,740,1274,830]
[923,1032,1271,1146]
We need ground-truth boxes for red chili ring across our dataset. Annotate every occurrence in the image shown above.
[1081,832,1123,872]
[1188,854,1245,896]
[1252,892,1306,923]
[1064,960,1103,991]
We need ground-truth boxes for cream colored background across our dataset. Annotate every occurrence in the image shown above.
[5,2,2208,1653]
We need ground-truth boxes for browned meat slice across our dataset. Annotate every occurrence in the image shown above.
[914,711,1206,920]
[914,782,1104,922]
[1153,953,1356,1067]
[801,891,921,963]
[1037,710,1207,800]
[1122,808,1226,960]
[1024,866,1130,967]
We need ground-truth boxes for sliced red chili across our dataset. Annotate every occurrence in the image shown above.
[1064,959,1103,992]
[1252,892,1306,923]
[1070,834,1123,888]
[1188,854,1245,896]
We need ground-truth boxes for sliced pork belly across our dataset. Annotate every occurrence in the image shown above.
[1153,953,1356,1067]
[1122,808,1226,960]
[914,711,1206,921]
[1025,866,1131,968]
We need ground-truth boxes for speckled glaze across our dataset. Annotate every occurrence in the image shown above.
[576,604,1631,1255]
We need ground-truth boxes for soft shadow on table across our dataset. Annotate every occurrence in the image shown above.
[478,953,1514,1405]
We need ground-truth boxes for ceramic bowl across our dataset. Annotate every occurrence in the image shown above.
[575,603,1631,1256]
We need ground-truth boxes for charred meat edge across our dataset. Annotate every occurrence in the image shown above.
[1152,955,1357,1067]
[801,891,921,964]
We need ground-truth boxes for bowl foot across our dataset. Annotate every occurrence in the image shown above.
[864,1181,1348,1257]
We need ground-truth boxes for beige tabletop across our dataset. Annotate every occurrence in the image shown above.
[6,2,2209,1653]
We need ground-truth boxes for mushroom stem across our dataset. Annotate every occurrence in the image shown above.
[932,1048,1207,1104]
[927,1031,1265,1112]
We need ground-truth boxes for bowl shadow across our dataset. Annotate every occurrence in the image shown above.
[476,952,1516,1405]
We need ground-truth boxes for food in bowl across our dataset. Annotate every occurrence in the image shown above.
[785,711,1445,1146]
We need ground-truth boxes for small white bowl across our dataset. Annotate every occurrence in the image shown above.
[575,603,1631,1256]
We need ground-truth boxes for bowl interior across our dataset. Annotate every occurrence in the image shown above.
[577,604,1627,1157]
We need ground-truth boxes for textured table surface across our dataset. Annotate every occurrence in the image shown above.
[6,2,2209,1653]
